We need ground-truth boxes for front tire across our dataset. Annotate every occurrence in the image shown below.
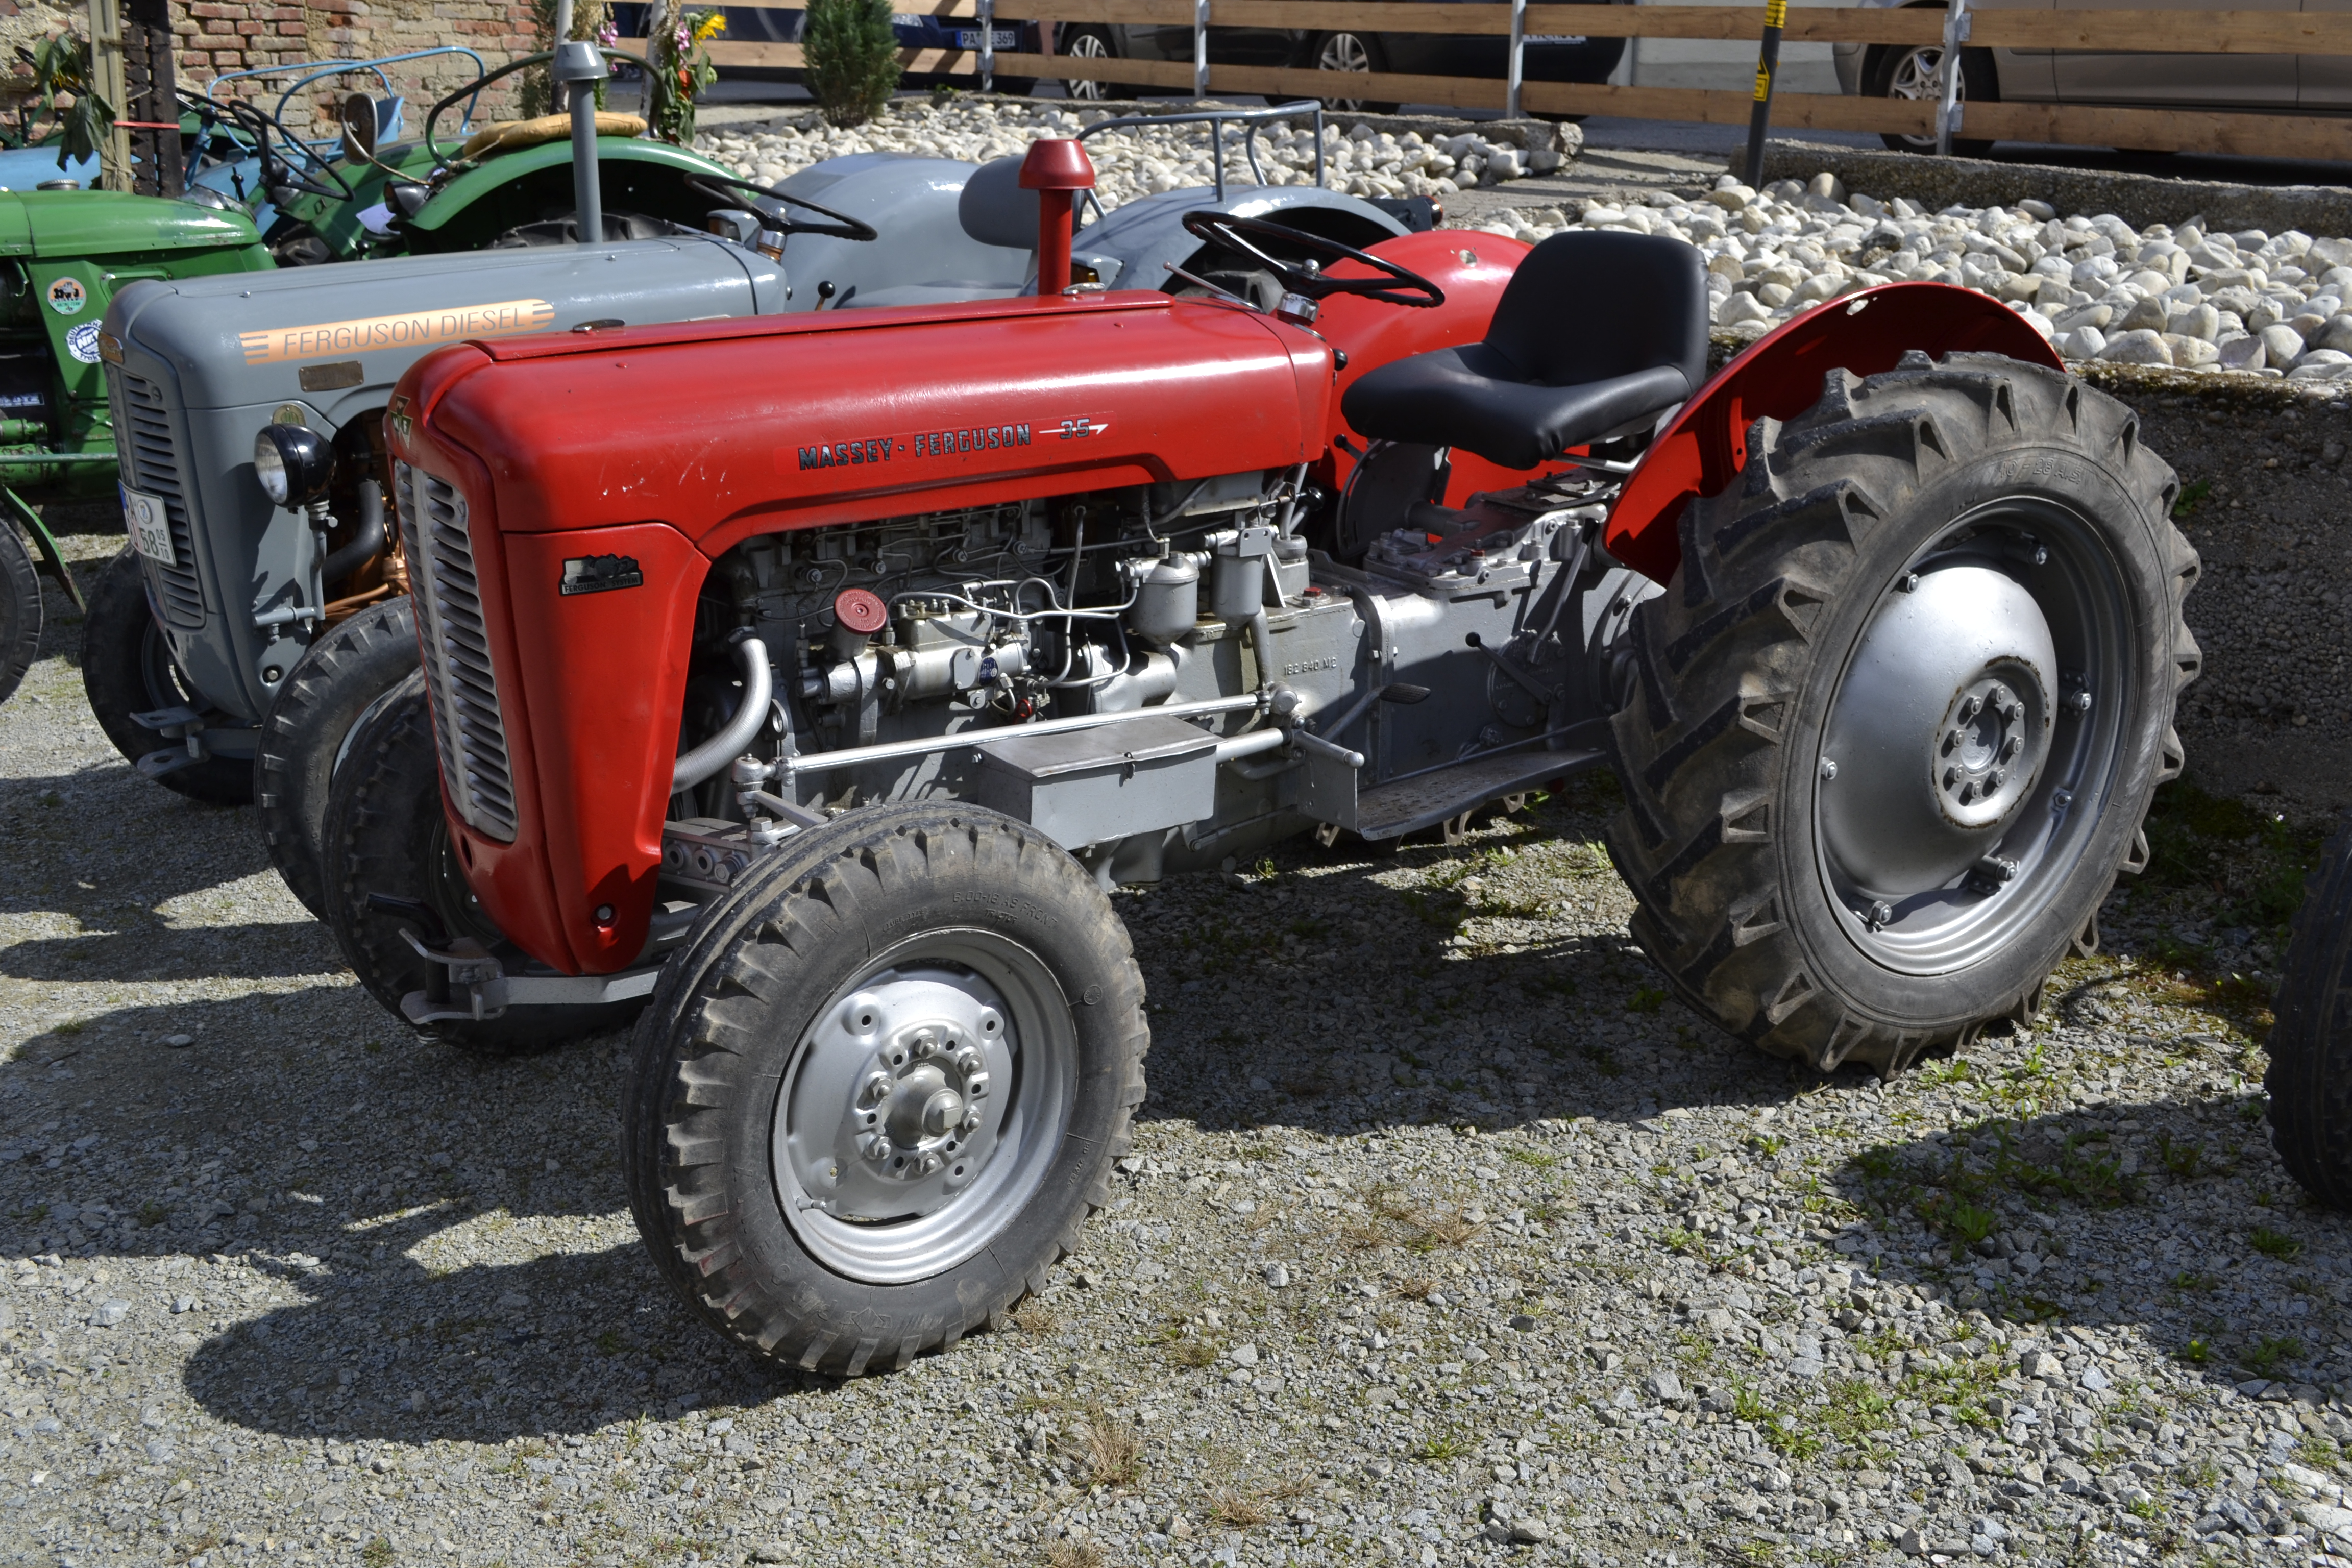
[2267,820,2352,1207]
[622,802,1148,1376]
[0,521,39,706]
[81,546,252,805]
[255,598,418,921]
[1607,352,2199,1073]
[323,674,636,1054]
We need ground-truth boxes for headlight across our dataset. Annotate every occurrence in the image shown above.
[254,422,332,508]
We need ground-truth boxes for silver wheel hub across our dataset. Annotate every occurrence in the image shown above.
[790,975,1009,1218]
[1819,564,2056,902]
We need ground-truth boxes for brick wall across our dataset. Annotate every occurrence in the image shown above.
[180,0,546,133]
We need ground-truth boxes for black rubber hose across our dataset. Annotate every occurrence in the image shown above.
[321,480,386,589]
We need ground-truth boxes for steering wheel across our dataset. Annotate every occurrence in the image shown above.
[1181,210,1443,309]
[682,172,879,242]
[423,46,654,168]
[217,94,355,203]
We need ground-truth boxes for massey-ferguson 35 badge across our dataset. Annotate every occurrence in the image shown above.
[790,414,1109,472]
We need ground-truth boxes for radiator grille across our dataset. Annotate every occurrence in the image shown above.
[397,462,518,842]
[114,374,204,629]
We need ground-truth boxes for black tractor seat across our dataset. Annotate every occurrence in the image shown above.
[1340,230,1711,471]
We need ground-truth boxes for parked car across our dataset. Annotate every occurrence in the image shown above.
[1056,0,1628,113]
[1835,0,2321,156]
[612,4,1045,95]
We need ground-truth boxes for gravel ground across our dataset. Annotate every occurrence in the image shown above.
[8,386,2352,1566]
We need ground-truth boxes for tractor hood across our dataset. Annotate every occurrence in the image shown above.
[103,233,786,413]
[0,189,262,259]
[409,137,734,235]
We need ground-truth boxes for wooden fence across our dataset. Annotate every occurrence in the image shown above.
[704,0,2352,162]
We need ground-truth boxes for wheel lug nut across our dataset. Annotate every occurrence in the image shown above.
[859,1071,891,1107]
[1958,782,1976,804]
[915,1153,943,1178]
[1943,729,1962,754]
[911,1030,939,1059]
[961,1107,983,1132]
[954,1047,984,1076]
[1987,769,2006,790]
[860,1132,892,1162]
[1998,735,2021,762]
[1942,767,1959,791]
[1868,900,1894,927]
[1958,695,1981,721]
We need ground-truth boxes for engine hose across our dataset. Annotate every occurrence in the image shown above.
[673,633,772,792]
[320,480,387,588]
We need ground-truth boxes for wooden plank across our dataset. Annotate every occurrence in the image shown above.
[706,39,996,72]
[993,0,1195,23]
[1518,80,1934,132]
[992,47,1200,85]
[999,3,2352,52]
[1962,99,2352,157]
[1206,59,1510,109]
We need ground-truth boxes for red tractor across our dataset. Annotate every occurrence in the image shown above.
[344,140,2198,1375]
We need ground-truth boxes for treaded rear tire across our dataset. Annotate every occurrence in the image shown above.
[323,673,636,1055]
[256,598,418,920]
[621,801,1148,1377]
[2267,818,2352,1207]
[80,546,252,805]
[1606,351,2199,1073]
[0,521,39,707]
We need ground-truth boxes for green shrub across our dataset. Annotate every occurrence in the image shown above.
[803,0,902,128]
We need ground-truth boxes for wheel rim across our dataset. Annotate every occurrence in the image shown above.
[772,928,1077,1284]
[1317,33,1374,109]
[1813,499,2132,976]
[1884,46,1955,150]
[1065,32,1109,100]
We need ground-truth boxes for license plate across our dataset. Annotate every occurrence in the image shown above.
[122,484,173,567]
[1525,33,1587,43]
[956,28,1017,46]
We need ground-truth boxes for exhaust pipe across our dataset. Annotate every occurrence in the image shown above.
[550,10,608,247]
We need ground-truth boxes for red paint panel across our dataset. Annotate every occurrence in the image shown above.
[1605,282,2066,584]
[419,292,1328,555]
[490,525,706,972]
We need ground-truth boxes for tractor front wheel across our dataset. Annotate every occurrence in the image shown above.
[255,597,418,920]
[81,546,252,805]
[2266,819,2352,1207]
[0,520,39,706]
[622,802,1147,1376]
[1607,352,2199,1073]
[323,674,636,1054]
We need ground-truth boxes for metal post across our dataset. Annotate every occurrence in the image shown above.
[1739,0,1783,192]
[1506,0,1525,119]
[1934,0,1970,157]
[979,0,995,91]
[552,0,576,107]
[1194,0,1210,99]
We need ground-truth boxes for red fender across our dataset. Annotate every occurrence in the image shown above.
[1603,282,2065,585]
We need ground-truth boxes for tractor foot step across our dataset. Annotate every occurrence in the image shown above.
[1353,748,1603,842]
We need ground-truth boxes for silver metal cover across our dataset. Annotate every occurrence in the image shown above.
[114,373,204,628]
[398,461,518,842]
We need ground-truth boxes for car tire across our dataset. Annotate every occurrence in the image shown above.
[1060,26,1117,101]
[1607,352,2198,1073]
[1864,35,1996,157]
[0,520,40,707]
[254,597,418,921]
[1311,30,1398,114]
[81,546,253,806]
[622,800,1148,1376]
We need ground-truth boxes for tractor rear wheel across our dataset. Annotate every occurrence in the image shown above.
[0,520,39,706]
[255,598,418,920]
[2265,819,2352,1207]
[1607,351,2199,1073]
[622,801,1147,1376]
[81,546,252,806]
[323,674,636,1054]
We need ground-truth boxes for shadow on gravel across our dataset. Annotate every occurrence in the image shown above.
[173,1240,822,1446]
[1816,1087,2350,1405]
[0,917,344,983]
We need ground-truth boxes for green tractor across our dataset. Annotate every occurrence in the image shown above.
[0,191,269,703]
[0,42,752,705]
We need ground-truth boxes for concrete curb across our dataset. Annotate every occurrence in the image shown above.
[1753,138,2352,236]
